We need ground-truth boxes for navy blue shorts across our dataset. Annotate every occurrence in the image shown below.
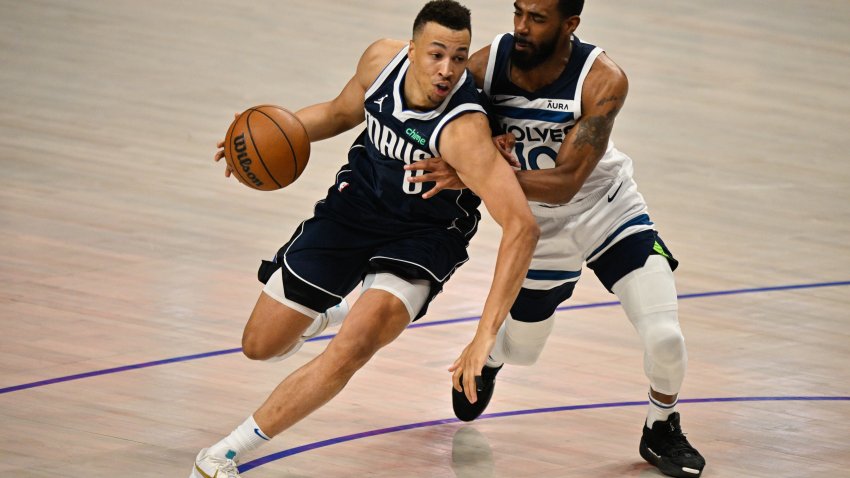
[258,204,471,321]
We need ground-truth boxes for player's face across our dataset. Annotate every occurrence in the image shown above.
[511,0,573,70]
[408,22,471,109]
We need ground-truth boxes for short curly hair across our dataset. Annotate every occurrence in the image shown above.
[558,0,584,18]
[412,0,471,37]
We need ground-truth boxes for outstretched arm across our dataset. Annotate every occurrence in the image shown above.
[436,112,539,404]
[516,53,628,204]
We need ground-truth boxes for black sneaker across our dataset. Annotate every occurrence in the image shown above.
[639,412,705,477]
[452,364,503,422]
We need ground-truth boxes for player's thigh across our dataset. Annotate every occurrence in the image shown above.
[368,228,468,320]
[325,288,411,364]
[587,229,678,292]
[242,288,315,348]
[274,216,378,311]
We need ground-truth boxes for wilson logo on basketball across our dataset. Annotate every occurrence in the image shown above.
[233,133,264,188]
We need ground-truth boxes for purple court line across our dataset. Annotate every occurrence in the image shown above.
[1,280,848,395]
[237,395,850,472]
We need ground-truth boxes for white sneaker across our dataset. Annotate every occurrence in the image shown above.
[265,299,350,362]
[190,448,241,478]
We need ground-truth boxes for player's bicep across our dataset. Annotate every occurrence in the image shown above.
[328,39,405,132]
[555,56,628,175]
[439,114,528,223]
[328,75,367,128]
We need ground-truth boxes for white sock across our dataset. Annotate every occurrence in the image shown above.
[208,415,271,461]
[646,393,677,428]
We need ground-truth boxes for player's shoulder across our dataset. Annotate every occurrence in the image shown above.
[467,44,491,88]
[364,38,407,60]
[356,39,408,86]
[581,51,629,108]
[587,52,628,91]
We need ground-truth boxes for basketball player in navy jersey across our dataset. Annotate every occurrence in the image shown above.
[190,2,538,477]
[406,1,705,476]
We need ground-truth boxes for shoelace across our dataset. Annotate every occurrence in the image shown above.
[206,455,240,478]
[662,427,698,458]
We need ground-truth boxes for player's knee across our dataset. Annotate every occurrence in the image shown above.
[241,334,272,361]
[644,323,686,365]
[505,347,544,366]
[241,330,296,361]
[493,315,554,366]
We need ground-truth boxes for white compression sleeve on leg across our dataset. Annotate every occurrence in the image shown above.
[362,272,430,322]
[612,254,687,395]
[489,314,555,366]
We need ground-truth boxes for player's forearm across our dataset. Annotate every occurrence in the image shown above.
[515,167,585,204]
[476,217,539,337]
[296,102,363,142]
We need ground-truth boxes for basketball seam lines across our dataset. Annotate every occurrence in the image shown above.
[245,109,284,189]
[251,106,301,186]
[227,116,253,186]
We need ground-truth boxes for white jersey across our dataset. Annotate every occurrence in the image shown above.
[483,32,634,217]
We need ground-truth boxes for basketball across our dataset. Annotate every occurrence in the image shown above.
[223,105,310,191]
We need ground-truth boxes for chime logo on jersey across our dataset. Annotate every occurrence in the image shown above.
[364,111,432,164]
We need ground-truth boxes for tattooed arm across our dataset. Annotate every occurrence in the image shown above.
[515,53,628,204]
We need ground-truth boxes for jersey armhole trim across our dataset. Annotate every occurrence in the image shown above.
[573,46,605,120]
[365,46,409,99]
[483,33,508,96]
[429,105,487,156]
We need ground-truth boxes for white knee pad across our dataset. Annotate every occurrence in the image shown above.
[362,272,430,322]
[490,314,554,366]
[613,255,687,395]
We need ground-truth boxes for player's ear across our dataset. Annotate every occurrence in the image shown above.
[564,15,581,35]
[408,39,416,62]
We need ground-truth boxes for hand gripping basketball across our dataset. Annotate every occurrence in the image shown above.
[219,105,310,191]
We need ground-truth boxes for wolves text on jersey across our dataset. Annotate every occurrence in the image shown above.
[500,122,572,143]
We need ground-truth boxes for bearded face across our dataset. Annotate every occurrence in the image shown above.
[510,24,562,71]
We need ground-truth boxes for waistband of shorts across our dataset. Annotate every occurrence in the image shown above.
[528,178,615,218]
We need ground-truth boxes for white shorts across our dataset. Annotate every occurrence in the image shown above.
[525,169,654,291]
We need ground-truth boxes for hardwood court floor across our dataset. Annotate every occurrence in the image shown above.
[1,0,848,477]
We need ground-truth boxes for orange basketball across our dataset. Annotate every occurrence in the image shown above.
[223,105,310,191]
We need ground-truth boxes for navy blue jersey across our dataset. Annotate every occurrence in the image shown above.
[321,47,485,238]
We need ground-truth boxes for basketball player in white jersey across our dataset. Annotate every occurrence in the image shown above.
[190,2,538,477]
[406,1,706,476]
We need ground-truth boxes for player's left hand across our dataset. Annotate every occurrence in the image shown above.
[404,157,466,199]
[449,332,497,404]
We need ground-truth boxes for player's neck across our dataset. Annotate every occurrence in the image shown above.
[510,37,573,93]
[402,72,438,112]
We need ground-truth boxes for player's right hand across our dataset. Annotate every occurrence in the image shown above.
[492,133,520,168]
[213,139,232,178]
[405,157,466,199]
[449,331,497,404]
[214,113,241,178]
